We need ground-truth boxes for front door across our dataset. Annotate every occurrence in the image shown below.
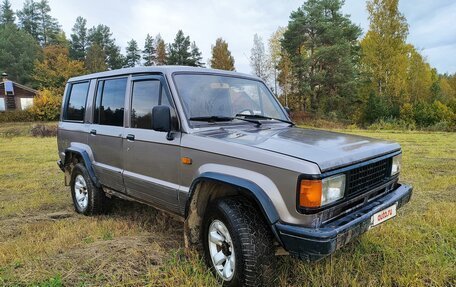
[123,75,181,213]
[88,77,128,192]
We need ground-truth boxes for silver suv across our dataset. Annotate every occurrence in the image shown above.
[57,66,412,286]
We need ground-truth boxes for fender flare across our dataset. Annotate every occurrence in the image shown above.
[64,147,100,187]
[185,172,280,225]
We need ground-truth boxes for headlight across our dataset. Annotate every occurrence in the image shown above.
[322,174,346,206]
[391,154,402,176]
[299,174,346,208]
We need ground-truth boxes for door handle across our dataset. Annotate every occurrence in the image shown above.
[126,134,135,141]
[90,129,97,135]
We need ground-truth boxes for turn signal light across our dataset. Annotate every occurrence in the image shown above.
[299,179,322,208]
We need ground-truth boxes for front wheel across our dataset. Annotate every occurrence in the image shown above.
[202,197,277,286]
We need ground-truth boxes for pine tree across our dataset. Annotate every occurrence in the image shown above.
[190,41,204,67]
[85,43,107,73]
[125,39,141,67]
[167,30,203,66]
[106,44,124,69]
[0,0,15,25]
[0,24,40,85]
[155,35,167,65]
[88,24,113,50]
[283,0,362,114]
[143,33,156,66]
[17,0,60,46]
[167,30,191,65]
[53,29,69,47]
[250,34,269,82]
[210,38,235,71]
[70,16,88,61]
[35,0,60,46]
[17,0,39,40]
[87,24,124,69]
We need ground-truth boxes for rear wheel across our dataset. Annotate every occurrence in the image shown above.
[71,163,108,215]
[202,197,276,286]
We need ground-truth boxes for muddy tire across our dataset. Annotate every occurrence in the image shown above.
[70,163,108,215]
[202,197,277,286]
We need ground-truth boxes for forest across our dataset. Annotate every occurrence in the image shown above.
[0,0,455,131]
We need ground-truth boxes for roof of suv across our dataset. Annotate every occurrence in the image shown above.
[68,66,260,83]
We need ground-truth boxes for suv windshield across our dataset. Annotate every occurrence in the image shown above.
[174,74,288,125]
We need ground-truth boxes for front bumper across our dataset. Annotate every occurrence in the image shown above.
[275,183,413,261]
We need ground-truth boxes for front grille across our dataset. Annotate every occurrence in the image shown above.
[345,158,392,196]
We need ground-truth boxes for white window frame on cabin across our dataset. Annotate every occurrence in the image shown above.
[20,98,34,110]
[0,97,5,111]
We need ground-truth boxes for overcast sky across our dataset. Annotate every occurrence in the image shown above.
[8,0,456,74]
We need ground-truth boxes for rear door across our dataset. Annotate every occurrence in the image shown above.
[88,76,128,192]
[123,75,181,212]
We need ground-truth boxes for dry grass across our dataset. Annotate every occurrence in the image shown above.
[0,123,454,286]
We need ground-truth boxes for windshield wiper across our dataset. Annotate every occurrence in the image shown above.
[235,114,295,126]
[189,115,262,126]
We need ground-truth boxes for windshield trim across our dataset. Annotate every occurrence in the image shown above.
[171,71,290,129]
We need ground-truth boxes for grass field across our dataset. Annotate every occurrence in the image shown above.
[0,122,455,286]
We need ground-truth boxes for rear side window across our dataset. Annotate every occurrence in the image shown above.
[94,78,127,126]
[64,82,89,121]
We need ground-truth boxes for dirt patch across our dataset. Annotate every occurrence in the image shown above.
[56,235,178,285]
[0,211,75,241]
[7,233,183,286]
[46,211,74,220]
[0,202,186,286]
[30,124,58,137]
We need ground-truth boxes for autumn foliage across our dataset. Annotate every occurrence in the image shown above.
[33,45,85,95]
[210,38,235,71]
[30,89,62,121]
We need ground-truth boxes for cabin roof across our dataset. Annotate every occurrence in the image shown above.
[0,81,38,95]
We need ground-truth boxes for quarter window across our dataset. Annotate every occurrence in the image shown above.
[94,78,127,126]
[65,81,89,121]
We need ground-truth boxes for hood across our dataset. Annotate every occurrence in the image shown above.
[195,126,400,172]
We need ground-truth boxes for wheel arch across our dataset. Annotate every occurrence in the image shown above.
[184,172,282,248]
[64,146,100,187]
[185,172,279,223]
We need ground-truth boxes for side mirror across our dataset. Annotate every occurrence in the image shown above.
[152,105,173,140]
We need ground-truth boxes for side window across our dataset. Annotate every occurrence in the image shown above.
[131,80,160,129]
[94,78,127,127]
[64,81,89,121]
[131,79,172,129]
